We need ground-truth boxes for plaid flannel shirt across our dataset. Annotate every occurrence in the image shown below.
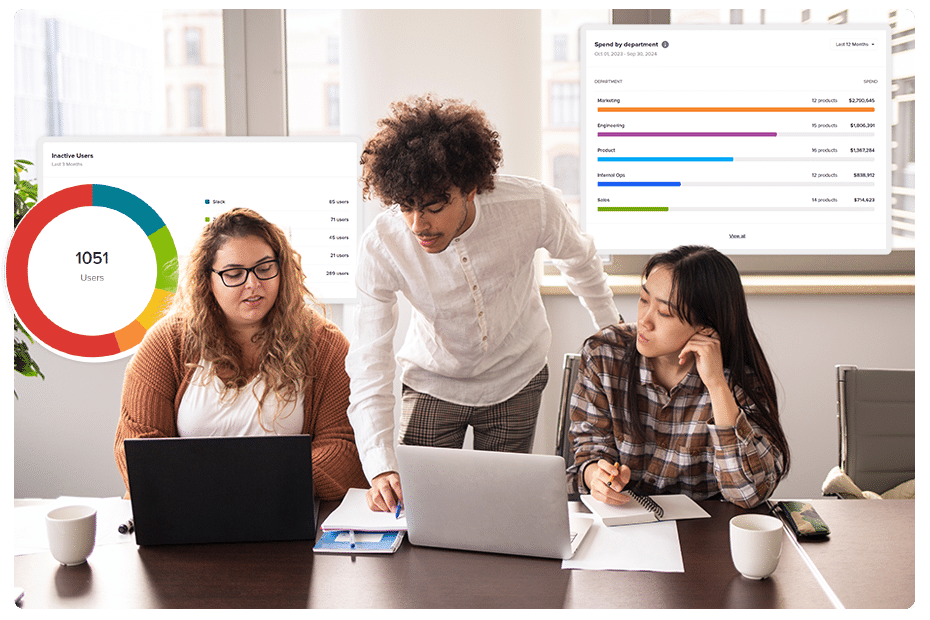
[568,324,784,508]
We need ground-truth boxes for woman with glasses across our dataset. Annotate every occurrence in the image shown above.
[114,208,366,499]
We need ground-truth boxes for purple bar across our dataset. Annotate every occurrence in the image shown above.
[598,132,777,137]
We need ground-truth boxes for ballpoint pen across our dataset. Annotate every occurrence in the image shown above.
[349,530,355,549]
[395,503,403,519]
[606,462,619,488]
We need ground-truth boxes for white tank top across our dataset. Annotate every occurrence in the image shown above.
[177,361,304,437]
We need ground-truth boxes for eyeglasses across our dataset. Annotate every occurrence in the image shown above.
[212,259,280,287]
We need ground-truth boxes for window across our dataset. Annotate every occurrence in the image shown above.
[14,10,167,164]
[184,27,202,65]
[889,10,916,246]
[328,35,339,65]
[552,153,580,198]
[165,85,172,129]
[284,9,342,135]
[165,10,224,136]
[164,28,172,65]
[549,82,579,128]
[14,9,226,165]
[553,34,568,61]
[541,9,609,214]
[326,83,340,129]
[186,84,204,129]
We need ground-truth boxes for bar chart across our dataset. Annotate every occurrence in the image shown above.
[580,25,890,254]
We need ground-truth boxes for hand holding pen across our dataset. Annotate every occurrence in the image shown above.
[366,471,404,513]
[586,460,633,506]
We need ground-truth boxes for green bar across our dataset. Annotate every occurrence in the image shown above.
[149,226,180,293]
[597,207,669,212]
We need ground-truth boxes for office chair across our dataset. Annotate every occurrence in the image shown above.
[835,364,915,495]
[555,353,581,474]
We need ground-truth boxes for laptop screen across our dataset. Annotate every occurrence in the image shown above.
[125,435,316,545]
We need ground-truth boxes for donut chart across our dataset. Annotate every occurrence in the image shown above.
[6,184,178,360]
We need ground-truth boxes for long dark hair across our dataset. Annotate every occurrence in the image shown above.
[602,245,790,477]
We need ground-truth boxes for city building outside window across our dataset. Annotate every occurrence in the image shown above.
[186,84,204,129]
[549,82,579,128]
[13,9,228,163]
[326,83,340,129]
[184,27,202,65]
[552,152,580,199]
[553,34,568,62]
[285,9,342,136]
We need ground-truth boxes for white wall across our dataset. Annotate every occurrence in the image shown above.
[340,9,542,180]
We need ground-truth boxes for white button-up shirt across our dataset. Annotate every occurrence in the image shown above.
[346,175,618,480]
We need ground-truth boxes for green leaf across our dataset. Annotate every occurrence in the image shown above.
[12,161,44,390]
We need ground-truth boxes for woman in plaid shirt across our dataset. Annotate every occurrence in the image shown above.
[569,246,790,508]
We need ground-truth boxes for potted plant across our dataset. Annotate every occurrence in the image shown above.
[13,159,44,395]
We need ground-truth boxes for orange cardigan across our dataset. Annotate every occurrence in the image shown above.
[114,311,367,500]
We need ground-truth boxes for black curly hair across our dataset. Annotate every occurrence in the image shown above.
[360,94,503,209]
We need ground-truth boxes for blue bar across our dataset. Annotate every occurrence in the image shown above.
[597,157,733,162]
[597,182,681,187]
[92,184,166,236]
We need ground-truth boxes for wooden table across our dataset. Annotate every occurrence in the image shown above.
[789,499,915,609]
[13,498,913,608]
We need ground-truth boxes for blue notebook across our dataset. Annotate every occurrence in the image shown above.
[313,530,405,554]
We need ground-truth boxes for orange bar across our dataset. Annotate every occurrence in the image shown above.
[114,320,147,353]
[598,107,875,113]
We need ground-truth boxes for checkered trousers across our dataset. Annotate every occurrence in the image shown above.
[398,365,549,452]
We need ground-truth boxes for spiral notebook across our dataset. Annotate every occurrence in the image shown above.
[580,491,710,526]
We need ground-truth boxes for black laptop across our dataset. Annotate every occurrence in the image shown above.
[124,435,318,545]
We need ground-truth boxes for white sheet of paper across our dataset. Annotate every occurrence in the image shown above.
[320,488,407,531]
[334,532,385,544]
[15,496,134,556]
[651,494,712,521]
[561,518,684,572]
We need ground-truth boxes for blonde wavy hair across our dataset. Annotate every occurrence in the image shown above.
[172,208,317,423]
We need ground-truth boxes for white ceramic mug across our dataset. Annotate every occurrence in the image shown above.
[729,514,783,579]
[46,505,97,566]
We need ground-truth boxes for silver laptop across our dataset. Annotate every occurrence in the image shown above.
[396,445,592,559]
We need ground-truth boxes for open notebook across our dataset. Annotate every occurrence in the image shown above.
[581,492,710,526]
[320,488,407,532]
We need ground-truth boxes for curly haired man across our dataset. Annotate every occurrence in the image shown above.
[346,95,619,511]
